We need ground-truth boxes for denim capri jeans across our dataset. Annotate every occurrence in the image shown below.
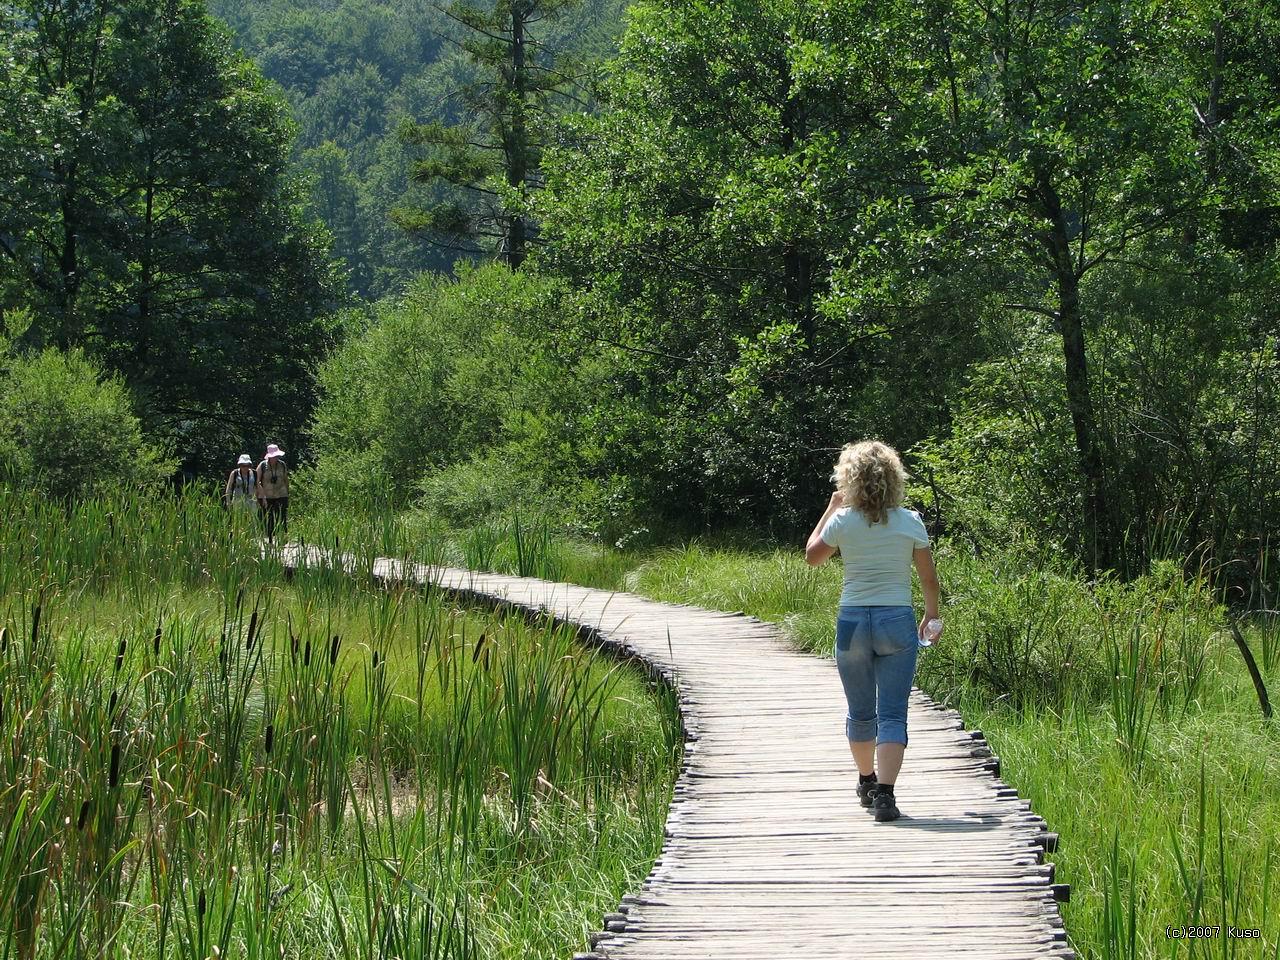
[834,605,918,745]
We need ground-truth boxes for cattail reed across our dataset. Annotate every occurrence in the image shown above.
[0,485,682,960]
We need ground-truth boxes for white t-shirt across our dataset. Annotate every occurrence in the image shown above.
[820,506,930,606]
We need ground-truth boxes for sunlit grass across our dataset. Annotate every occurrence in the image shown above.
[0,489,680,960]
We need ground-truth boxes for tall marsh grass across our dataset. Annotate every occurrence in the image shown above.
[0,487,680,959]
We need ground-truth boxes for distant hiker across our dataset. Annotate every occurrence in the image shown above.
[257,443,290,542]
[224,454,259,514]
[804,440,942,822]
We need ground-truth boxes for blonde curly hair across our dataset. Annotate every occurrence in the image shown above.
[832,440,907,525]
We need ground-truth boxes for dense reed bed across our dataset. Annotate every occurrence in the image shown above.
[0,490,680,960]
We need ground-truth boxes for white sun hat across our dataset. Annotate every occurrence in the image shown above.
[237,454,252,466]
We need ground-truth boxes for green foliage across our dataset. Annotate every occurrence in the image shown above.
[912,259,1280,591]
[532,0,1280,575]
[299,141,370,292]
[0,345,173,498]
[536,0,989,534]
[417,451,530,527]
[210,0,627,293]
[307,264,585,513]
[881,0,1280,574]
[0,0,344,472]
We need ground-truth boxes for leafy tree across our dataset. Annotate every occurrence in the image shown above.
[296,61,389,165]
[799,0,1275,578]
[537,0,980,533]
[0,0,124,348]
[300,141,371,292]
[827,0,1280,571]
[0,0,344,471]
[905,0,1211,569]
[534,0,1279,568]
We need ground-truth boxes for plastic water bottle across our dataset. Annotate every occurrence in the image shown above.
[919,618,943,649]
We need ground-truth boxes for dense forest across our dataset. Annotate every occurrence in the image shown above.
[208,0,628,294]
[309,0,1280,593]
[3,0,1279,593]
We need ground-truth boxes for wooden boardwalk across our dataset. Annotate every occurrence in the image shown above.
[315,553,1073,959]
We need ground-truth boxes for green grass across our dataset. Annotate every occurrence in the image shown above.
[0,489,680,960]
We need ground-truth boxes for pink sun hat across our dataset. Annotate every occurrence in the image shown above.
[265,444,285,459]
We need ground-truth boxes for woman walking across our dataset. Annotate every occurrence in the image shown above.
[224,454,260,514]
[804,441,942,822]
[257,443,290,543]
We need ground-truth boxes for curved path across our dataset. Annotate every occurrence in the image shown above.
[308,552,1073,959]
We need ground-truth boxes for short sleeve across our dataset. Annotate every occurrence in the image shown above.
[906,510,930,549]
[820,508,847,547]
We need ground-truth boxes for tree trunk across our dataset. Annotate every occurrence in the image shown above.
[1037,174,1113,571]
[57,187,79,350]
[506,1,529,268]
[135,171,155,375]
[780,95,814,341]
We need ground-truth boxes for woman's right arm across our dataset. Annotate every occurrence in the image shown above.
[804,492,843,566]
[224,471,234,504]
[913,547,941,639]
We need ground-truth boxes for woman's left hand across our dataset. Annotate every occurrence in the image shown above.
[828,490,845,509]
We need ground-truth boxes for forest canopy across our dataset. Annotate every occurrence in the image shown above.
[310,0,1280,587]
[2,0,1277,593]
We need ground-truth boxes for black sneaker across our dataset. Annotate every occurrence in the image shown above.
[857,775,878,808]
[873,786,900,822]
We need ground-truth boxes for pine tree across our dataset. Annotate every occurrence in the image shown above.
[394,0,583,267]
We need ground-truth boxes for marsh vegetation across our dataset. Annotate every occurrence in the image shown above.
[0,491,679,959]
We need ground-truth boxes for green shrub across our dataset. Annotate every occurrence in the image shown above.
[417,450,535,526]
[307,264,585,515]
[0,345,172,498]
